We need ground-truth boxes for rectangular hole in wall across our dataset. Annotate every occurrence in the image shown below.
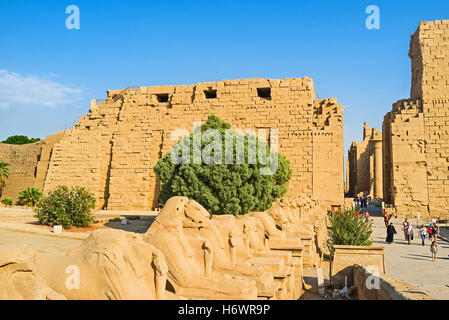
[257,88,271,100]
[204,90,217,99]
[156,94,169,103]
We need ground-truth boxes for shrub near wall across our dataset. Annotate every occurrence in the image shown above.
[327,208,373,252]
[34,186,96,229]
[1,198,12,207]
[18,187,43,207]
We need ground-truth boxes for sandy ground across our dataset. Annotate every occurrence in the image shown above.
[371,215,449,300]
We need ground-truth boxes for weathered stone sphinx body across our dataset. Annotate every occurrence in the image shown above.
[143,195,328,300]
[144,197,259,300]
[264,196,330,266]
[0,229,170,300]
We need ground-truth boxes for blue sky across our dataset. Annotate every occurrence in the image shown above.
[0,0,448,153]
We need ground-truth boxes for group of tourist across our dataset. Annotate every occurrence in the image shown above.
[354,195,371,208]
[385,218,440,262]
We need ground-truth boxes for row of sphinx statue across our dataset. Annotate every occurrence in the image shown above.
[0,195,329,300]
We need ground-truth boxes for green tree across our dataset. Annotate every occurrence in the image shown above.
[327,208,374,253]
[18,187,43,207]
[0,161,9,197]
[154,115,292,216]
[34,186,96,229]
[1,135,41,145]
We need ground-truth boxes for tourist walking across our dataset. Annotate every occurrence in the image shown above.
[430,223,438,242]
[431,240,438,262]
[427,224,433,240]
[402,218,409,241]
[386,223,397,244]
[384,213,390,227]
[406,222,414,245]
[419,225,427,246]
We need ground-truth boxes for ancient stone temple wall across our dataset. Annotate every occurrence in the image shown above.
[43,78,344,210]
[312,98,344,206]
[383,20,449,217]
[347,123,382,199]
[382,100,427,214]
[0,142,42,201]
[0,132,65,202]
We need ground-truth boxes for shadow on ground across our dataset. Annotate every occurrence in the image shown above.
[103,216,154,234]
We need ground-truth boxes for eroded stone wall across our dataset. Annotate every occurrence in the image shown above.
[43,78,344,210]
[347,123,382,198]
[383,20,449,217]
[0,132,64,202]
[312,98,344,206]
[383,100,427,214]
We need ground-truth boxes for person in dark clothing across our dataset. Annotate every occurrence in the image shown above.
[386,223,397,244]
[430,223,438,242]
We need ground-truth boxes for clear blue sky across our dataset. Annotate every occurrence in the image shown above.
[0,0,448,153]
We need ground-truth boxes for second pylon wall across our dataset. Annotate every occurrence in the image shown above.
[44,78,344,210]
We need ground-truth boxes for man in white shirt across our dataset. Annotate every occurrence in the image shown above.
[406,222,413,245]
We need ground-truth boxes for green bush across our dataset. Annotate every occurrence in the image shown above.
[18,187,43,207]
[154,115,292,216]
[1,198,13,207]
[34,186,96,229]
[327,208,373,252]
[1,135,40,145]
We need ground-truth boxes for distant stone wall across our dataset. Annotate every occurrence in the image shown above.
[0,142,42,201]
[383,20,449,217]
[347,123,382,198]
[0,132,65,202]
[44,78,344,210]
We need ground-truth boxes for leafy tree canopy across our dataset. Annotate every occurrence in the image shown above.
[1,135,41,145]
[154,115,292,216]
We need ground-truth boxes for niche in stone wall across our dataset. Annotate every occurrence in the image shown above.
[204,89,217,99]
[156,94,169,103]
[257,88,271,100]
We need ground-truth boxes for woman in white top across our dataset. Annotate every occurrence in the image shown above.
[419,226,427,246]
